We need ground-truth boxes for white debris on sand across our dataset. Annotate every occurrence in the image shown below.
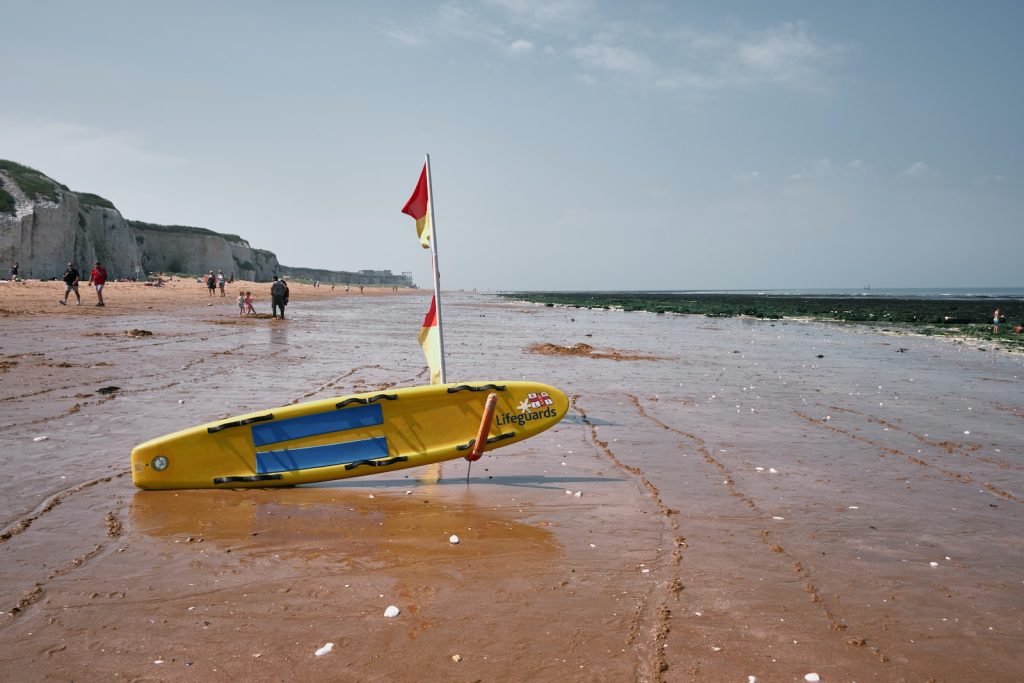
[452,654,462,662]
[449,534,460,545]
[384,605,400,618]
[315,643,334,657]
[804,674,820,682]
[32,436,48,442]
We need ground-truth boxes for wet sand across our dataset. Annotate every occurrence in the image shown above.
[1,282,1022,681]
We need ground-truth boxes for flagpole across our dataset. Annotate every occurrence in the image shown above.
[424,153,447,384]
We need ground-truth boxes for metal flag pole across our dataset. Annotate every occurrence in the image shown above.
[424,153,447,384]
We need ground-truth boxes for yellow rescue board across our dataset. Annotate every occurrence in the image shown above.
[131,381,567,490]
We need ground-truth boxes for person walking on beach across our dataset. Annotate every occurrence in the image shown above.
[59,262,81,305]
[217,270,226,297]
[993,308,1004,333]
[270,276,287,319]
[9,261,17,281]
[237,291,245,316]
[206,271,216,296]
[89,260,107,307]
[244,291,255,315]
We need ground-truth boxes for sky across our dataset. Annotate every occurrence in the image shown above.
[1,1,1021,291]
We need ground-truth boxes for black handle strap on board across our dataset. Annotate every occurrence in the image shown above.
[455,431,515,451]
[212,473,284,485]
[344,455,409,471]
[335,393,399,409]
[447,384,507,394]
[207,413,274,434]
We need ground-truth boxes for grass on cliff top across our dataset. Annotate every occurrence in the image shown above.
[0,159,66,203]
[129,220,246,244]
[77,192,117,210]
[0,183,15,214]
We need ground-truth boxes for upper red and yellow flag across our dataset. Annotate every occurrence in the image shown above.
[418,295,442,384]
[401,164,432,249]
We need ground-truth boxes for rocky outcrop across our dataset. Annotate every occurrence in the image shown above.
[0,160,282,281]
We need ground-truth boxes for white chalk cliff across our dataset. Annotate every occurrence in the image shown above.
[0,160,280,280]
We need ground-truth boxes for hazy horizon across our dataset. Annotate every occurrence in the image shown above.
[2,1,1021,291]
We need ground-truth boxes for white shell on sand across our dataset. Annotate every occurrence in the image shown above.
[32,436,48,442]
[315,643,334,656]
[449,534,460,544]
[452,654,462,662]
[384,605,400,618]
[804,674,820,682]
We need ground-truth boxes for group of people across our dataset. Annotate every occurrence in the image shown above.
[992,309,1023,334]
[205,270,227,297]
[233,276,290,318]
[59,261,107,307]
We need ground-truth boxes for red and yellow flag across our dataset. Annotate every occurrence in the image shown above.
[418,295,442,384]
[401,163,432,249]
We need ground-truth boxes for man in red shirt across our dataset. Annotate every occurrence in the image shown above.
[90,260,108,307]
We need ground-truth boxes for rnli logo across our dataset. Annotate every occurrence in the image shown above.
[517,392,554,413]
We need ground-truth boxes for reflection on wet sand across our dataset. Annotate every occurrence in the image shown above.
[129,487,559,568]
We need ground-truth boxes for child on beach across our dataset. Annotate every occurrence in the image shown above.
[237,291,245,316]
[244,291,255,315]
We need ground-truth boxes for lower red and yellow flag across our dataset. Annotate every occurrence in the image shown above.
[418,295,442,384]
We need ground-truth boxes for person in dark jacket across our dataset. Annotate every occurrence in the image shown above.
[270,276,287,319]
[59,262,81,305]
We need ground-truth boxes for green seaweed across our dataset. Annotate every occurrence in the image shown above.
[504,292,1024,351]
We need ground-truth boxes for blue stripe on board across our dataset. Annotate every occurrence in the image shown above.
[256,437,390,474]
[251,404,383,447]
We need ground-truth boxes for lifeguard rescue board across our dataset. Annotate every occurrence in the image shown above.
[131,381,567,490]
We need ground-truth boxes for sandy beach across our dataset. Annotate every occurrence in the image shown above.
[1,280,1022,681]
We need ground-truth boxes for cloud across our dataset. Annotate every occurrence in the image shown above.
[483,0,593,29]
[508,38,534,54]
[736,21,841,86]
[899,161,932,177]
[425,4,845,94]
[571,41,651,73]
[384,28,423,46]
